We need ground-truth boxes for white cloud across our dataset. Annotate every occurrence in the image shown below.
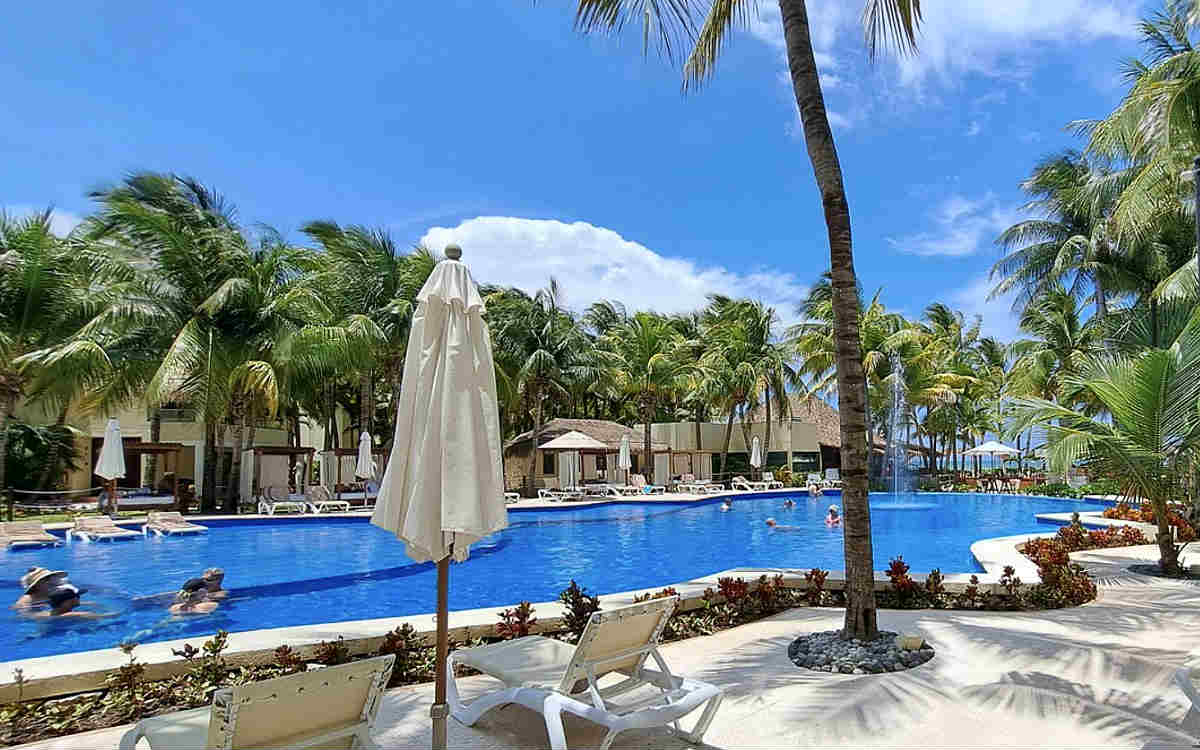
[419,216,809,319]
[950,274,1022,341]
[1,204,84,237]
[887,193,1018,257]
[965,120,982,137]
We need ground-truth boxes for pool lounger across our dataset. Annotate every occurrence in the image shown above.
[305,485,352,514]
[1,521,62,548]
[449,596,722,750]
[258,486,309,515]
[731,476,770,492]
[69,516,140,542]
[142,511,208,536]
[119,655,395,750]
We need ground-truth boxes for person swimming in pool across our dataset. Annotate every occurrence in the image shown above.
[180,568,228,600]
[808,482,821,497]
[765,517,801,531]
[15,567,110,619]
[169,588,219,616]
[825,505,841,526]
[782,499,796,509]
[720,500,732,511]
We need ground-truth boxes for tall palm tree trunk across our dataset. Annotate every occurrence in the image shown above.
[764,388,773,470]
[719,406,736,479]
[0,391,15,521]
[526,392,543,497]
[214,423,228,510]
[225,400,246,513]
[642,398,654,484]
[146,407,162,485]
[202,420,217,513]
[780,0,877,640]
[360,373,372,437]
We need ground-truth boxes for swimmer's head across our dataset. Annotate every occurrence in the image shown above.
[765,518,776,527]
[828,505,839,515]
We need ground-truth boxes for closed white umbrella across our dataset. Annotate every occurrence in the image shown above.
[371,245,506,750]
[354,432,376,480]
[750,435,762,469]
[95,418,126,513]
[618,434,632,484]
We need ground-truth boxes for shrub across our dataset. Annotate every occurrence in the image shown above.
[559,580,601,639]
[632,586,679,603]
[925,568,947,607]
[998,565,1023,606]
[753,574,786,610]
[313,636,351,666]
[955,574,981,609]
[376,624,422,683]
[1077,478,1121,496]
[716,576,750,603]
[273,645,305,674]
[886,556,919,607]
[1026,482,1079,498]
[106,643,145,718]
[1103,501,1196,542]
[803,568,829,606]
[1029,562,1097,609]
[496,601,537,639]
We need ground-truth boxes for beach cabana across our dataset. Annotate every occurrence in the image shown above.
[117,442,186,511]
[241,445,316,507]
[539,431,608,491]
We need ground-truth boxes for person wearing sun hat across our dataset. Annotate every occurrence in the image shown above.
[13,567,66,609]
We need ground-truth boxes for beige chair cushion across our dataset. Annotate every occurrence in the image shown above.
[134,706,211,748]
[454,636,577,690]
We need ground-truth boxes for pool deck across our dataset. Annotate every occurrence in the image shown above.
[16,543,1200,749]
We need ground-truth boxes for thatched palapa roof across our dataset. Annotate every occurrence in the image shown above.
[506,418,668,453]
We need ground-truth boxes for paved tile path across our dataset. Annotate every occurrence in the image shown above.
[18,544,1200,749]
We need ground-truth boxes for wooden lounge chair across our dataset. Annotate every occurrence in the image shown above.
[119,655,394,750]
[0,521,61,548]
[448,597,722,750]
[761,471,785,490]
[69,516,140,542]
[258,485,307,515]
[143,511,207,536]
[628,474,666,495]
[306,485,351,513]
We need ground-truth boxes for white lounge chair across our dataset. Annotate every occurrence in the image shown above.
[306,485,351,513]
[258,485,307,515]
[504,491,521,503]
[448,597,722,750]
[119,655,394,750]
[142,511,207,536]
[69,516,140,542]
[539,488,568,501]
[761,471,785,490]
[0,521,61,548]
[628,474,666,495]
[731,476,768,491]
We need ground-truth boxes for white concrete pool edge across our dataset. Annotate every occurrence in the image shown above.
[0,490,1118,703]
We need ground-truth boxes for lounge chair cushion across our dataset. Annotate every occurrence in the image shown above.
[453,636,577,691]
[126,706,211,748]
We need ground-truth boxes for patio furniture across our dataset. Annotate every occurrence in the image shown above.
[731,476,768,491]
[306,485,351,513]
[258,485,307,515]
[504,491,521,503]
[118,655,395,750]
[538,488,567,501]
[629,474,666,494]
[0,521,61,548]
[761,471,785,490]
[448,597,722,750]
[69,516,140,542]
[142,511,207,536]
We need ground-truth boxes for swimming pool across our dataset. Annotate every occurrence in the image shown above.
[1,492,1106,661]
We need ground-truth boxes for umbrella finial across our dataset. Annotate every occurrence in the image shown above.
[444,244,462,261]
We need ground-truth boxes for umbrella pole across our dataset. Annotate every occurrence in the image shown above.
[432,553,450,750]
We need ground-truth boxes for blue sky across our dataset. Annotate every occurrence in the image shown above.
[1,0,1156,341]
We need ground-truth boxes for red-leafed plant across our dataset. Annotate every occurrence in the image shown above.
[496,601,537,639]
[803,568,829,606]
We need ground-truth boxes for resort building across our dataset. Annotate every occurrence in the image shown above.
[502,397,871,490]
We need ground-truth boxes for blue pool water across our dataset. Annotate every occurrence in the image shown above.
[1,492,1105,661]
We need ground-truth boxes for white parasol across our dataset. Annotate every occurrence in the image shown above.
[95,418,126,512]
[618,434,632,484]
[370,245,506,750]
[354,431,376,480]
[750,435,762,469]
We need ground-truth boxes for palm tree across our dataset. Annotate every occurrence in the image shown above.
[302,221,436,439]
[992,151,1127,320]
[1009,287,1104,411]
[0,210,98,513]
[601,313,685,483]
[1010,315,1200,574]
[488,281,603,495]
[571,0,925,639]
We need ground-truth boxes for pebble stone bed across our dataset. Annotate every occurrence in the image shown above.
[787,630,935,674]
